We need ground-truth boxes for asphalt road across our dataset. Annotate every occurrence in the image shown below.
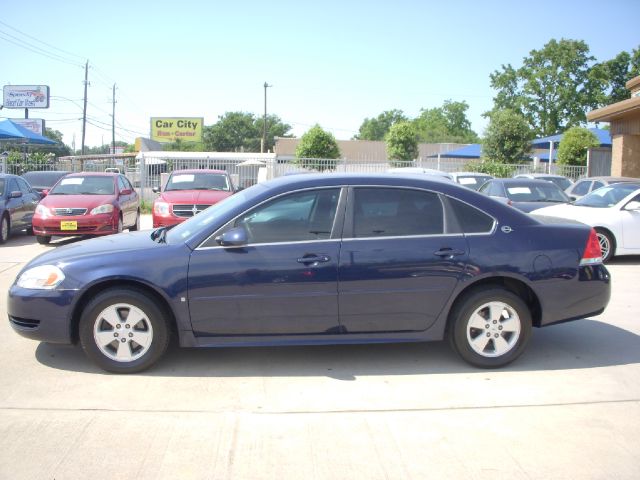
[1,217,639,480]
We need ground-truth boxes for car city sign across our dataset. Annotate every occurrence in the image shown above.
[150,117,203,143]
[3,85,50,109]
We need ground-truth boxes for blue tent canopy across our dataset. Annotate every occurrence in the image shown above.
[434,143,481,159]
[531,128,611,148]
[0,119,57,144]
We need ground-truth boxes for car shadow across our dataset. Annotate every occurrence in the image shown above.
[607,255,640,266]
[35,318,640,378]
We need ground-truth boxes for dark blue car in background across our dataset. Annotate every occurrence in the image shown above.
[8,173,611,373]
[1,173,41,244]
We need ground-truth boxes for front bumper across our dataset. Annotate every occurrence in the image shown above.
[32,213,118,237]
[7,286,77,344]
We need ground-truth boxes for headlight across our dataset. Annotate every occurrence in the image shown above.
[90,204,114,215]
[16,265,65,290]
[154,201,170,215]
[36,204,51,217]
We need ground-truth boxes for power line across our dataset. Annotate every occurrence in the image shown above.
[0,20,85,61]
[0,30,84,68]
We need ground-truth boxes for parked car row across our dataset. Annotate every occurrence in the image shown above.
[0,171,140,245]
[9,173,612,373]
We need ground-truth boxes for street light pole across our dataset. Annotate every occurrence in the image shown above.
[262,82,272,153]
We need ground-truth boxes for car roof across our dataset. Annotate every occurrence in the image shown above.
[171,169,228,175]
[580,176,639,182]
[515,173,566,178]
[486,178,560,186]
[66,172,118,178]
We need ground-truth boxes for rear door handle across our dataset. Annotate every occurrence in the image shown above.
[433,248,465,258]
[297,254,331,265]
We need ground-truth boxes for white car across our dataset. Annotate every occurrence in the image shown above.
[534,183,640,262]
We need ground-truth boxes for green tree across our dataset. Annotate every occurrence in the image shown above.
[557,127,599,166]
[294,125,341,171]
[589,46,640,106]
[386,121,419,166]
[203,112,291,152]
[464,160,515,178]
[482,109,533,163]
[354,109,407,140]
[489,39,597,136]
[163,139,204,152]
[413,100,478,143]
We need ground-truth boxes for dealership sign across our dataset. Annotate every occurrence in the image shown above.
[11,118,45,135]
[3,85,50,109]
[150,117,203,143]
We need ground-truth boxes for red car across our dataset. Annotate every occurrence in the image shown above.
[152,169,235,227]
[33,172,140,244]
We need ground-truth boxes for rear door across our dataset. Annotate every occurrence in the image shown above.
[338,187,468,333]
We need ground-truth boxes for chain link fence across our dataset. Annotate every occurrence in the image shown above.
[3,152,588,202]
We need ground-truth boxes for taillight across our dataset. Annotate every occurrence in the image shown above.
[580,228,603,266]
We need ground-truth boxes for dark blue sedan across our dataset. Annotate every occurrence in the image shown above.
[1,173,41,244]
[8,173,611,373]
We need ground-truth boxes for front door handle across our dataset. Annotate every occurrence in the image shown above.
[297,254,331,265]
[433,248,465,258]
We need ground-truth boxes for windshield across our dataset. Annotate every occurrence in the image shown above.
[505,183,569,202]
[165,172,231,192]
[49,176,115,195]
[574,184,640,208]
[546,177,572,190]
[456,176,489,190]
[22,171,68,187]
[165,188,256,243]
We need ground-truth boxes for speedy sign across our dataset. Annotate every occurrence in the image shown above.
[150,117,204,143]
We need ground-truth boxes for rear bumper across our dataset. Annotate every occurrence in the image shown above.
[538,264,611,327]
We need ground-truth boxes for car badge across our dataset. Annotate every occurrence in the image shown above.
[192,205,199,215]
[501,226,513,234]
[66,208,73,214]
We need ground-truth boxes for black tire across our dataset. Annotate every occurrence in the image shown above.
[0,215,8,244]
[448,287,532,368]
[36,235,51,245]
[79,288,170,373]
[595,228,615,263]
[117,215,123,234]
[129,210,140,231]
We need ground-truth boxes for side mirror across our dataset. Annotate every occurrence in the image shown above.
[41,189,49,197]
[624,201,640,211]
[215,226,248,247]
[569,196,577,201]
[120,188,132,195]
[10,191,23,199]
[152,186,160,194]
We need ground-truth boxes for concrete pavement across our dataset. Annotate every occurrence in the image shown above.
[1,222,639,479]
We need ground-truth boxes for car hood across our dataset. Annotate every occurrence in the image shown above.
[513,201,568,213]
[533,203,612,224]
[159,190,232,204]
[27,231,165,268]
[40,194,115,210]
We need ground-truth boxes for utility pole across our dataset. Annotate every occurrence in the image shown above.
[262,82,272,153]
[112,83,116,154]
[81,60,89,155]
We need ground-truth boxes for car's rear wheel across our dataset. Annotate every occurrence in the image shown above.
[117,215,123,234]
[0,215,9,244]
[36,235,51,245]
[448,287,532,368]
[79,288,170,373]
[595,228,615,263]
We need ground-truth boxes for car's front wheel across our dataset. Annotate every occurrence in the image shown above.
[0,215,9,244]
[36,235,51,245]
[79,288,170,373]
[129,210,140,231]
[448,287,532,368]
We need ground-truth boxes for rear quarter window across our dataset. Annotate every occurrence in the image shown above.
[448,197,495,234]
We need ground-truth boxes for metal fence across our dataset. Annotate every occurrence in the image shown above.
[3,153,588,202]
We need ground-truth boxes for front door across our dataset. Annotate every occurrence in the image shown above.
[188,187,344,336]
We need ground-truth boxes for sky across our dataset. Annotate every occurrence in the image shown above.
[1,0,639,149]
